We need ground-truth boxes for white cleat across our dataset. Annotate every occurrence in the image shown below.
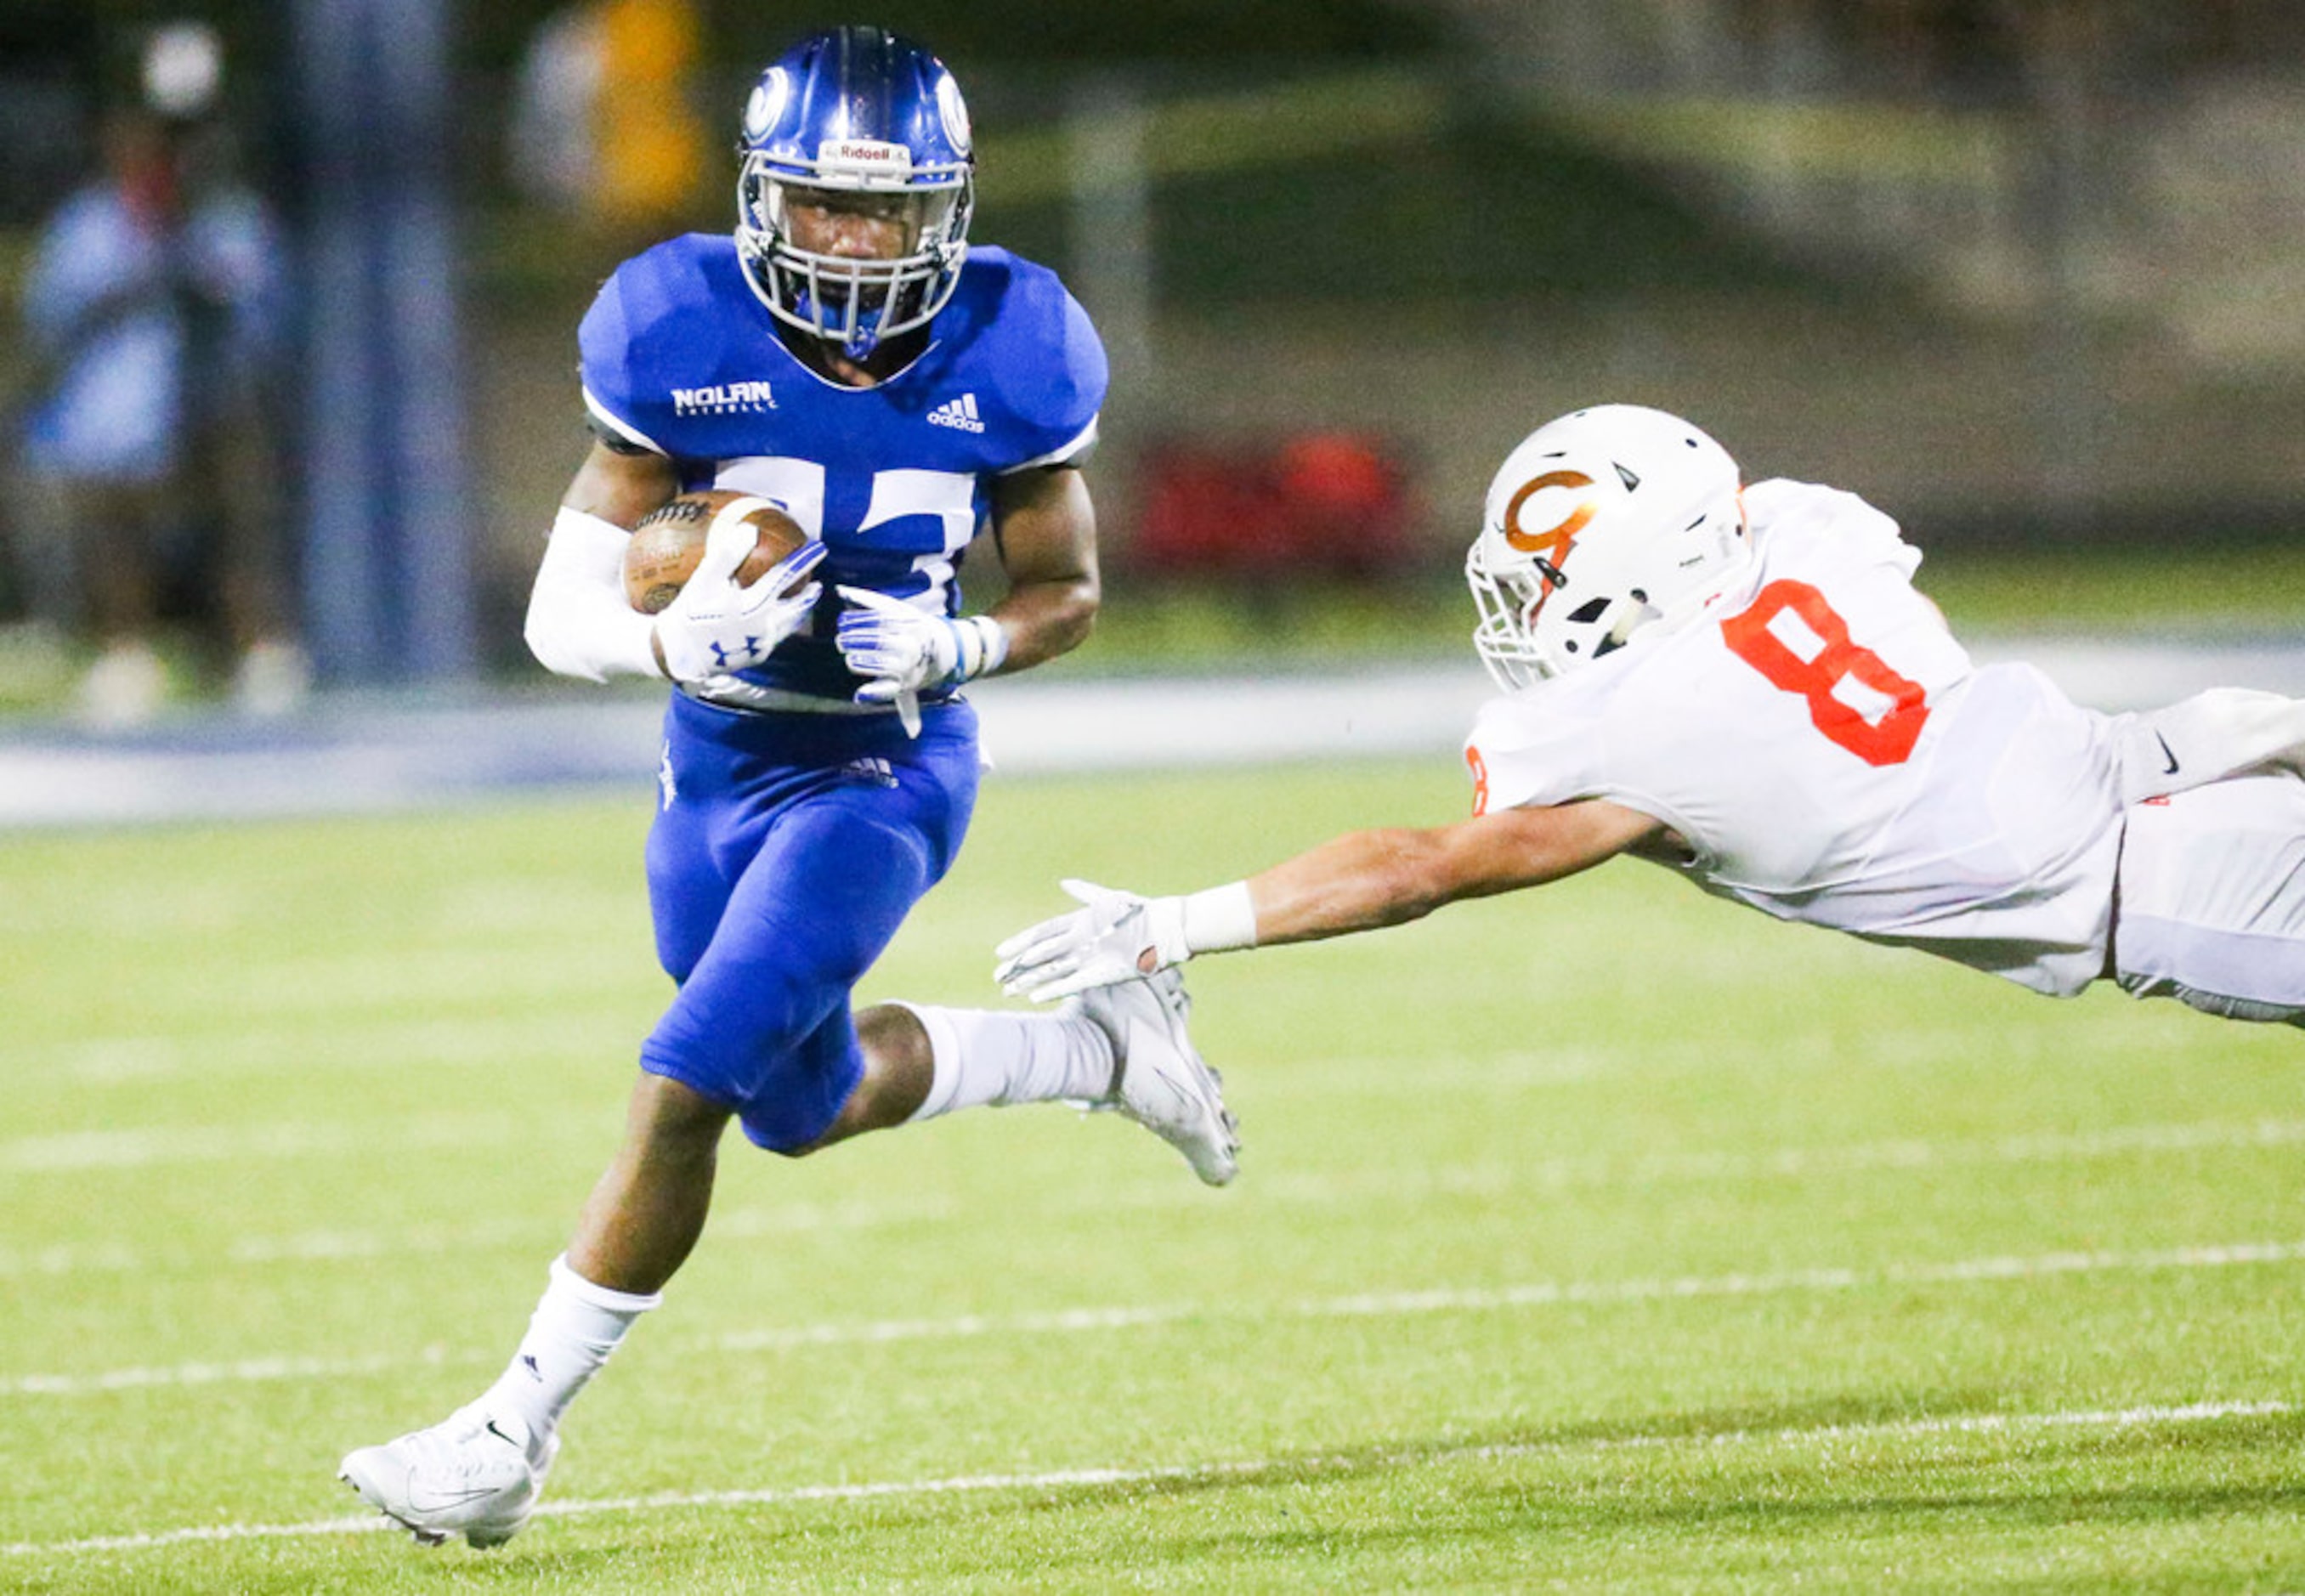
[338,1404,558,1549]
[1075,969,1240,1186]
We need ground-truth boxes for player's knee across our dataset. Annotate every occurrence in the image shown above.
[855,1002,933,1082]
[837,1002,935,1129]
[626,1071,732,1164]
[780,1005,932,1157]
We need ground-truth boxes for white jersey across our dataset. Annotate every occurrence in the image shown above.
[1464,478,2127,996]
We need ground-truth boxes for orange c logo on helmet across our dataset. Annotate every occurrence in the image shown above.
[1502,467,1595,577]
[1501,469,1594,618]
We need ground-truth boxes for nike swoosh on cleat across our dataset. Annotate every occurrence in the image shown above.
[2156,732,2181,774]
[405,1485,501,1511]
[484,1418,521,1449]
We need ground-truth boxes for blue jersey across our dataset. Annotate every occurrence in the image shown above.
[579,235,1107,702]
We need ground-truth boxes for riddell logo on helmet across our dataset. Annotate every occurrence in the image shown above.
[818,139,912,173]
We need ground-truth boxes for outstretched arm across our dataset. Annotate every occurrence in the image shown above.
[1243,799,1666,946]
[996,799,1664,1000]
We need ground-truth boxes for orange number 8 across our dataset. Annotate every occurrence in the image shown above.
[1719,580,1929,766]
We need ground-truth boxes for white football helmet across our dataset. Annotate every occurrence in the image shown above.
[1467,404,1752,688]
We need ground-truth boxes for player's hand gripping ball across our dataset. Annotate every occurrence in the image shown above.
[621,490,810,614]
[631,491,829,682]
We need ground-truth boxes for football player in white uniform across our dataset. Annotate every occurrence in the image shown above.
[996,404,2305,1027]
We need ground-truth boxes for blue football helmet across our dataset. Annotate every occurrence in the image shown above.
[735,27,975,359]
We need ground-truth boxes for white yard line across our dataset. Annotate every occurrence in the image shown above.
[6,1114,2298,1277]
[1,1348,489,1398]
[23,993,2195,1096]
[1254,1114,2305,1201]
[6,1237,2300,1398]
[0,1195,960,1280]
[0,1116,532,1173]
[31,1009,643,1087]
[1,1397,2286,1559]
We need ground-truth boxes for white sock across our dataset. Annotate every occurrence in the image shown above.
[480,1255,661,1462]
[898,1002,1116,1121]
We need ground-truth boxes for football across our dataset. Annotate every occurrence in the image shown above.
[622,490,809,614]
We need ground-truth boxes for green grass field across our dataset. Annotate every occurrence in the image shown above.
[3,761,2302,1592]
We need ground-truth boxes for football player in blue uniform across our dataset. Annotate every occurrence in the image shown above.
[339,27,1237,1548]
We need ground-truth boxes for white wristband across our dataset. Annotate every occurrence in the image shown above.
[1180,881,1259,955]
[953,614,1010,683]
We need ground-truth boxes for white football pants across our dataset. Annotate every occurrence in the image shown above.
[2114,771,2305,1024]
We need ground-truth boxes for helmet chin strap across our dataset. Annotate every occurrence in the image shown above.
[1605,596,1662,651]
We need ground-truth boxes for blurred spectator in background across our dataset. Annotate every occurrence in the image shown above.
[510,0,710,252]
[11,21,305,728]
[1135,430,1417,595]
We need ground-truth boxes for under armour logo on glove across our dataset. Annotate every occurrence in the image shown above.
[709,634,765,670]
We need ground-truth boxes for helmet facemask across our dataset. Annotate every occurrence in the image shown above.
[737,159,972,359]
[733,29,977,360]
[1468,537,1666,690]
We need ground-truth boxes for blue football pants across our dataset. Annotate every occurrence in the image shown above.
[637,693,980,1149]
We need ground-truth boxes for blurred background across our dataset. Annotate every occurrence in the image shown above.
[0,0,2301,728]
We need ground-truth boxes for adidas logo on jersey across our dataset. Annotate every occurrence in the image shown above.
[671,380,777,416]
[926,393,985,433]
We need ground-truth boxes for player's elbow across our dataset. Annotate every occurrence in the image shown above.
[1054,563,1102,633]
[1014,573,1100,666]
[1053,580,1098,657]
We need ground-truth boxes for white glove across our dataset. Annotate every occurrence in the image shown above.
[994,880,1190,1002]
[835,586,1007,736]
[652,507,826,683]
